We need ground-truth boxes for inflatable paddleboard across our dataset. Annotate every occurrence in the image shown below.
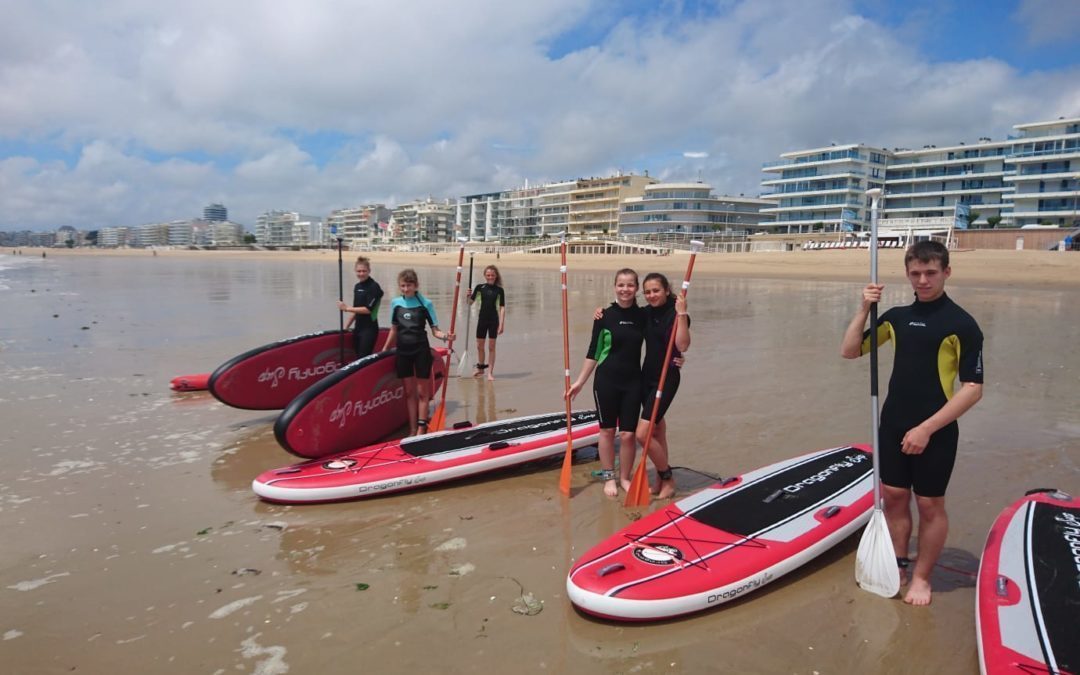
[255,410,600,502]
[976,488,1079,675]
[170,373,210,391]
[567,445,874,621]
[274,347,448,459]
[208,328,388,410]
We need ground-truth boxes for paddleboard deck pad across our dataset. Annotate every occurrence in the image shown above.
[170,373,210,391]
[273,346,448,459]
[976,488,1080,675]
[255,410,600,502]
[208,328,388,410]
[567,445,874,621]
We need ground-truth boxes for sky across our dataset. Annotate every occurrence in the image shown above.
[1,0,1078,232]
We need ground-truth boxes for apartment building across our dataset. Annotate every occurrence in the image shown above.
[619,183,770,235]
[568,174,656,236]
[391,198,456,243]
[761,115,1080,232]
[255,211,325,246]
[457,192,511,241]
[327,205,392,248]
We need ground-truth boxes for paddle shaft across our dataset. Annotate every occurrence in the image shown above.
[433,243,466,424]
[458,253,474,375]
[337,237,345,366]
[625,249,699,507]
[869,193,882,510]
[558,238,574,494]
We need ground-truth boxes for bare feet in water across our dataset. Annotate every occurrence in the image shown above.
[904,576,932,606]
[656,479,676,499]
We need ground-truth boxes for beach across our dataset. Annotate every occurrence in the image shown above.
[1,248,1077,674]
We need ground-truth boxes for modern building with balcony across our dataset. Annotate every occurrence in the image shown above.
[457,192,511,241]
[202,203,228,222]
[568,174,656,236]
[255,211,324,247]
[1006,117,1080,228]
[760,144,888,233]
[391,198,456,243]
[619,183,770,235]
[327,205,392,248]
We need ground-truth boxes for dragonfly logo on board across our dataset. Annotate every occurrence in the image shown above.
[633,544,684,566]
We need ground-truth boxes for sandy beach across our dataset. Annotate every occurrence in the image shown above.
[1,247,1077,674]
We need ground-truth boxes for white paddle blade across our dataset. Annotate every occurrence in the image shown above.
[855,509,900,598]
[456,350,470,377]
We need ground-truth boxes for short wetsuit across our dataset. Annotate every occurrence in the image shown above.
[587,302,646,431]
[471,283,505,339]
[861,292,983,497]
[641,298,690,422]
[390,294,439,379]
[350,277,384,358]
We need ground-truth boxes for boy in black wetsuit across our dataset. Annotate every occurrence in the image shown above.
[338,256,384,359]
[841,240,984,606]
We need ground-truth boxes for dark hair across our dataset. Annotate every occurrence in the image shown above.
[642,272,671,295]
[614,268,639,287]
[483,265,503,287]
[355,256,371,269]
[397,268,419,285]
[905,240,949,269]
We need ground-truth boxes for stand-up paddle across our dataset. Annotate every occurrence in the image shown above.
[624,240,703,508]
[335,232,345,366]
[558,233,575,495]
[457,252,475,377]
[429,237,468,432]
[855,188,901,598]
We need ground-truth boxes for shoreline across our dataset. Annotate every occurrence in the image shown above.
[10,246,1080,289]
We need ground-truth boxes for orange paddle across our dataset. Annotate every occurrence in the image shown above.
[429,238,467,431]
[558,234,575,495]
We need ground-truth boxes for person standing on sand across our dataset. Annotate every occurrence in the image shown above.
[469,265,506,380]
[383,269,452,436]
[840,240,984,606]
[566,268,646,498]
[337,256,384,359]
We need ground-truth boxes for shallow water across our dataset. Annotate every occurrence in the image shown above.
[1,252,1076,674]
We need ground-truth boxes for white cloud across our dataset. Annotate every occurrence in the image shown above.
[0,0,1077,230]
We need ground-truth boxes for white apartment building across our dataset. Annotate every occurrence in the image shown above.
[457,192,510,241]
[391,198,456,243]
[255,211,324,246]
[327,205,392,248]
[569,174,656,236]
[209,221,245,246]
[97,226,131,247]
[135,222,170,247]
[762,115,1080,233]
[1007,117,1080,227]
[760,144,889,233]
[620,183,771,235]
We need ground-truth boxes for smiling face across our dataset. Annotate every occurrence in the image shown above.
[484,268,497,284]
[614,272,638,306]
[399,280,417,297]
[354,263,370,282]
[905,258,950,302]
[642,278,669,307]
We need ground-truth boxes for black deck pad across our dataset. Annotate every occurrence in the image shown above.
[403,411,598,458]
[688,447,871,537]
[1029,502,1080,673]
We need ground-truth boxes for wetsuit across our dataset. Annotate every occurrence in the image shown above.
[861,292,983,497]
[471,283,505,339]
[641,298,690,421]
[587,302,646,431]
[350,277,384,358]
[390,294,439,379]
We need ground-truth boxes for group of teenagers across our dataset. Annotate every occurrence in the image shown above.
[339,240,984,607]
[336,256,506,436]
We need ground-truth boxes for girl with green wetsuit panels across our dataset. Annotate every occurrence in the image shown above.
[566,269,646,498]
[469,265,506,380]
[383,269,452,436]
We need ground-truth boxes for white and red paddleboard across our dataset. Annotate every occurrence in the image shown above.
[170,373,210,391]
[567,445,874,621]
[273,347,448,459]
[255,410,600,502]
[976,488,1079,675]
[208,328,388,410]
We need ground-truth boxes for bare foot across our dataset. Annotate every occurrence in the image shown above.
[486,372,495,381]
[472,369,484,378]
[657,480,676,499]
[620,479,633,493]
[904,577,932,606]
[603,480,618,498]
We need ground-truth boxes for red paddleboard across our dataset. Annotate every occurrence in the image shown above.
[170,373,210,391]
[273,347,448,459]
[567,445,874,621]
[255,410,600,503]
[976,488,1079,675]
[208,328,388,410]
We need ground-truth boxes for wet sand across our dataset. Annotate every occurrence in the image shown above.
[1,250,1077,674]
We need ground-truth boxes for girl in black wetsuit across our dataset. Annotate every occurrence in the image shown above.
[337,256,384,359]
[469,265,506,380]
[638,273,691,499]
[566,268,646,498]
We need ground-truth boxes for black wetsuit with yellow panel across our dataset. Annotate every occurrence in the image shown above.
[861,292,984,496]
[587,302,646,432]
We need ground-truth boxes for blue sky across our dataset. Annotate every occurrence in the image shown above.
[0,0,1077,231]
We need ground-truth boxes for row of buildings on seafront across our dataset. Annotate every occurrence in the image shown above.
[2,116,1077,250]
